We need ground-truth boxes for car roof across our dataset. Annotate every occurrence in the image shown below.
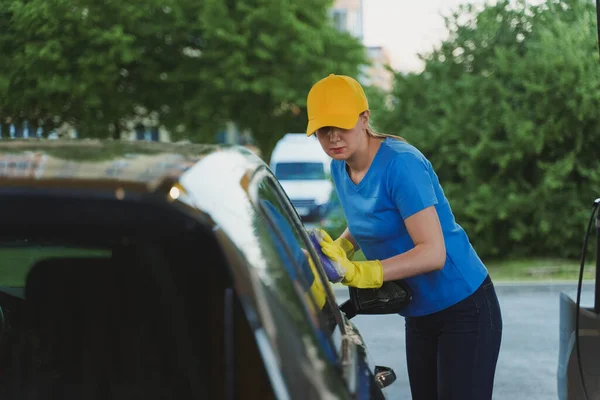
[0,139,272,240]
[270,135,330,165]
[0,139,263,190]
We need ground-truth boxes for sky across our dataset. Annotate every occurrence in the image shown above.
[362,0,489,72]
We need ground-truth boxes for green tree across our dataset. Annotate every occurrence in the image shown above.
[381,0,600,260]
[0,0,366,154]
[192,0,367,159]
[2,0,212,139]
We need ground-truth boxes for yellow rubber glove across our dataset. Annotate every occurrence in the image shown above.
[316,229,355,260]
[334,237,355,260]
[320,241,383,289]
[307,256,327,310]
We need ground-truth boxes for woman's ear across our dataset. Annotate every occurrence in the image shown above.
[361,110,371,127]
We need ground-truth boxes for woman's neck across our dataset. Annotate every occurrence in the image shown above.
[346,136,383,175]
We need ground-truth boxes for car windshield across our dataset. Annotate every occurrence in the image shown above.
[274,162,326,181]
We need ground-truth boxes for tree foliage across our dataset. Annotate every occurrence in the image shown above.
[378,0,600,259]
[0,0,367,154]
[195,0,367,158]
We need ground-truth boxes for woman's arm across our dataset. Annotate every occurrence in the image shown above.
[338,227,360,252]
[380,206,446,281]
[317,209,445,288]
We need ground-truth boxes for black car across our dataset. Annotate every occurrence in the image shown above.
[0,140,398,399]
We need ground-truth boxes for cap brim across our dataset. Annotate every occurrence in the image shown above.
[306,113,360,136]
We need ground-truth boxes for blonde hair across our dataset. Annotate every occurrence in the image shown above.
[315,112,408,142]
[365,120,408,143]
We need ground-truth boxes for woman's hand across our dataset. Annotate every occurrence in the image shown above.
[314,228,355,259]
[336,227,359,258]
[308,229,346,283]
[309,228,381,287]
[319,238,384,289]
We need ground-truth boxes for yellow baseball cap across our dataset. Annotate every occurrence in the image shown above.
[306,74,369,136]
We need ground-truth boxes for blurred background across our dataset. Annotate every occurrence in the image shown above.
[1,0,599,280]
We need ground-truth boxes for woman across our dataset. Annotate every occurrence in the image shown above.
[307,74,502,400]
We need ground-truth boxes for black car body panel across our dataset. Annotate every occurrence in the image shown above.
[0,140,395,399]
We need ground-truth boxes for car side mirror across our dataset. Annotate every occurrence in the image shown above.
[374,365,397,389]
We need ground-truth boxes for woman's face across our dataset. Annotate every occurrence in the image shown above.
[315,112,369,161]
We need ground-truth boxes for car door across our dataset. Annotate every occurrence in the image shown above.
[249,167,390,400]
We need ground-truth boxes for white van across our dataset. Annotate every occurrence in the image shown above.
[269,133,333,222]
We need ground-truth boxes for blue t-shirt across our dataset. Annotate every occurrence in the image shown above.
[330,138,488,317]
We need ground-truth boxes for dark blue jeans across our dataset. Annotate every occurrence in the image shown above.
[405,275,502,400]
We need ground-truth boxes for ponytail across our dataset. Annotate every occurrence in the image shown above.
[366,123,408,143]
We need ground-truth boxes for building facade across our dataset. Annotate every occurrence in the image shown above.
[363,46,394,91]
[332,0,394,91]
[331,0,364,40]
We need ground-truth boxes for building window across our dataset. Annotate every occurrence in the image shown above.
[135,125,160,142]
[332,9,347,32]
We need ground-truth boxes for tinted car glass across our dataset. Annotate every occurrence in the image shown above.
[0,231,273,400]
[254,176,343,359]
[0,243,110,288]
[274,162,326,180]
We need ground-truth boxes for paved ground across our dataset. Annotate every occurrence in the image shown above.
[333,282,596,400]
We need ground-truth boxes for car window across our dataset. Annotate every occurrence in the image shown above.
[0,233,270,399]
[254,175,343,360]
[0,242,110,289]
[274,162,326,180]
[244,186,348,398]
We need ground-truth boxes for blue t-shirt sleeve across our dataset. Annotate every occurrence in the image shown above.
[386,153,438,219]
